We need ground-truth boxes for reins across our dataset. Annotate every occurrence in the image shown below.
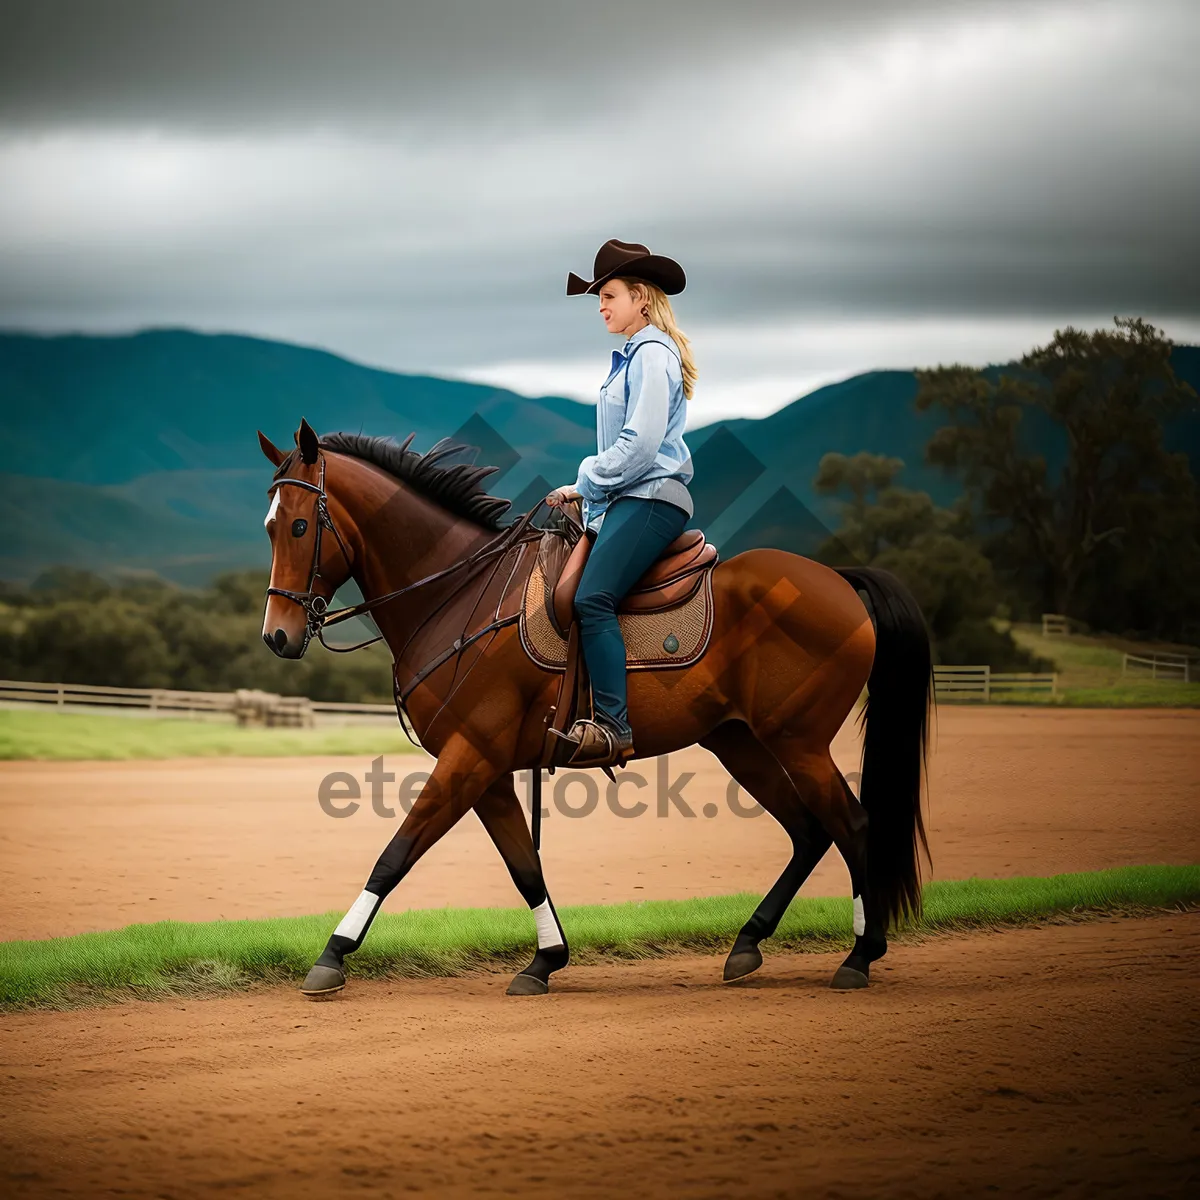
[320,498,551,649]
[267,451,583,740]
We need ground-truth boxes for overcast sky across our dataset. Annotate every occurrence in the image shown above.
[2,0,1198,424]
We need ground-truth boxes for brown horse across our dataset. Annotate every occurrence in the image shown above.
[259,419,933,999]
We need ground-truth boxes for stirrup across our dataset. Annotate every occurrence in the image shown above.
[563,718,634,769]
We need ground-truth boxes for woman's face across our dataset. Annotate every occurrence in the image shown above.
[597,278,644,334]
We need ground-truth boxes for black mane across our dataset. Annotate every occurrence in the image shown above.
[277,432,513,530]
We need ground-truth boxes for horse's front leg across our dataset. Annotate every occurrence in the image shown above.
[474,772,569,996]
[301,736,503,998]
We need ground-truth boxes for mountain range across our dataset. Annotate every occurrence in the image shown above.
[1,328,1197,585]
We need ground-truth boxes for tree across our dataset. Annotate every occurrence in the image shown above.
[210,569,271,615]
[0,567,395,700]
[813,452,905,542]
[29,566,111,600]
[813,452,1047,669]
[14,599,174,687]
[913,317,1200,633]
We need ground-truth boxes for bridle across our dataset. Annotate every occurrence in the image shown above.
[265,454,356,648]
[265,453,571,706]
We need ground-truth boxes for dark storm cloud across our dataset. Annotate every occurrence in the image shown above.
[0,0,1197,389]
[1,0,1049,134]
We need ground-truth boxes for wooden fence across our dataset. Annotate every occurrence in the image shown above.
[1041,613,1071,637]
[0,679,233,715]
[933,665,1058,702]
[5,673,1059,716]
[0,679,397,726]
[1122,652,1194,683]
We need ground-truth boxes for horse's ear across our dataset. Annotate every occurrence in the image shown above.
[258,430,286,466]
[297,418,320,465]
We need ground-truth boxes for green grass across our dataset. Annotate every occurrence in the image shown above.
[1034,683,1198,707]
[935,622,1200,706]
[939,682,1200,708]
[0,708,431,760]
[2,865,1195,1011]
[1007,622,1199,691]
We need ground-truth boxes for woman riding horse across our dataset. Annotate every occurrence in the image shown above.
[546,239,697,771]
[259,238,931,999]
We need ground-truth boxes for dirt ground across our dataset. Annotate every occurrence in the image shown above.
[1,707,1198,1197]
[1,707,1197,940]
[2,913,1197,1198]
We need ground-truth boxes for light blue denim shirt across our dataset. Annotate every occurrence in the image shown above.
[572,322,694,533]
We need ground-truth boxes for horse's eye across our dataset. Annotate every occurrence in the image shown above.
[291,518,309,537]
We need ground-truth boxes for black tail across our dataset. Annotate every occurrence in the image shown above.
[836,566,934,929]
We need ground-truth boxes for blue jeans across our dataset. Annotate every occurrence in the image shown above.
[573,496,690,733]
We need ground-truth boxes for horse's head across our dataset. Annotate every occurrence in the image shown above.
[259,418,354,659]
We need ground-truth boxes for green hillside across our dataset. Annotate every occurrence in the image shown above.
[0,328,596,582]
[692,349,1200,550]
[0,327,594,485]
[1,329,1197,584]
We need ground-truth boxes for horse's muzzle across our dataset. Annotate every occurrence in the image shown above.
[263,626,305,659]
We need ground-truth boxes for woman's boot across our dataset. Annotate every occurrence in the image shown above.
[563,715,634,769]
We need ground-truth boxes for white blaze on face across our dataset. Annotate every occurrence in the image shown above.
[264,490,281,528]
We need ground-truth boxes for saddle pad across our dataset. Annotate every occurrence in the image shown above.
[519,557,715,671]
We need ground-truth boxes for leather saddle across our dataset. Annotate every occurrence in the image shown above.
[533,501,719,778]
[542,514,718,640]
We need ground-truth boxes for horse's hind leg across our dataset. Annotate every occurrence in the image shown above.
[474,773,569,996]
[700,720,834,982]
[759,731,887,989]
[827,766,889,988]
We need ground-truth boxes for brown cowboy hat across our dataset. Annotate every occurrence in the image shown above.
[566,238,686,297]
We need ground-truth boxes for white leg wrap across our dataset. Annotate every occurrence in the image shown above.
[853,894,866,937]
[334,889,381,941]
[532,898,564,950]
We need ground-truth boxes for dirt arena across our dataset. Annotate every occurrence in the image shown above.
[2,707,1198,939]
[2,706,1198,1197]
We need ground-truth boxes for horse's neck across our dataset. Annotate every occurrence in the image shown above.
[336,468,494,653]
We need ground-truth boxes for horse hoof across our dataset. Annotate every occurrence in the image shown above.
[723,948,763,982]
[300,965,346,999]
[830,966,869,990]
[506,972,550,996]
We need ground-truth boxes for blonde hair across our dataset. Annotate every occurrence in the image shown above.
[617,278,697,401]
